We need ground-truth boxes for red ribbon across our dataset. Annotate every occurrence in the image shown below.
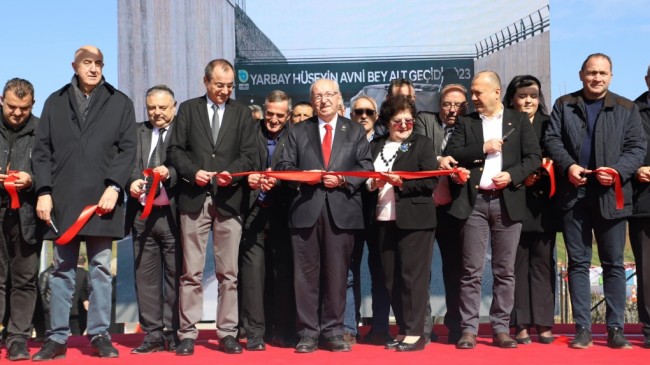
[55,205,99,245]
[587,167,624,210]
[227,168,468,184]
[3,170,21,209]
[540,158,555,198]
[139,168,161,220]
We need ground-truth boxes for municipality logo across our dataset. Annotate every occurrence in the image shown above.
[238,70,249,83]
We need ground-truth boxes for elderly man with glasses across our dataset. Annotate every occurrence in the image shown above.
[276,78,373,353]
[414,83,469,344]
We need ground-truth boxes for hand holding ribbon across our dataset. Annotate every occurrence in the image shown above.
[2,170,22,209]
[140,168,161,220]
[55,205,99,245]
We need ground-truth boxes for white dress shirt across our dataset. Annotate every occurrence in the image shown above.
[478,108,504,189]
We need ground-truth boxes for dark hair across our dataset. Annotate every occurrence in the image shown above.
[580,53,612,72]
[503,75,547,115]
[387,78,414,98]
[3,78,34,99]
[379,95,416,125]
[145,84,175,99]
[265,90,292,110]
[204,59,234,80]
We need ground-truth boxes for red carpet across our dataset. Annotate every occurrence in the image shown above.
[23,325,648,365]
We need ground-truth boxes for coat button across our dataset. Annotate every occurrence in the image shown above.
[479,167,483,171]
[539,190,544,194]
[474,185,479,189]
[212,154,215,157]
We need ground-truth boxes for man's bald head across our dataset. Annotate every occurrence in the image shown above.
[74,45,103,64]
[72,45,104,94]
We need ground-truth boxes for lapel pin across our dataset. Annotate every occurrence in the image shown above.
[341,124,348,132]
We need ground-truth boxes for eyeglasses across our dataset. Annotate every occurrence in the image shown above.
[215,82,235,90]
[441,101,467,110]
[390,118,414,128]
[353,108,376,116]
[313,92,339,102]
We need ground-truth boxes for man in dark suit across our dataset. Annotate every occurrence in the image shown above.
[445,71,541,349]
[167,59,257,355]
[276,78,373,353]
[126,85,180,354]
[32,45,136,360]
[414,83,468,344]
[239,90,294,351]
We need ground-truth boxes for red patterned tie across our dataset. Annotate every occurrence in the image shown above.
[322,123,333,168]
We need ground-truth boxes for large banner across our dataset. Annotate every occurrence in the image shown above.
[235,58,474,113]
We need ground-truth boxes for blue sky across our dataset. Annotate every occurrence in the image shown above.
[0,0,648,116]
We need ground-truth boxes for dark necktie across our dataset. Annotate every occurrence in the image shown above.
[212,104,221,144]
[146,128,165,197]
[441,125,454,152]
[322,123,333,168]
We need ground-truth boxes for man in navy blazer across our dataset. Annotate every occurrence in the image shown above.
[445,71,541,350]
[276,78,373,352]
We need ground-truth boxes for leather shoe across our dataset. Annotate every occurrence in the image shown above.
[175,338,195,356]
[131,341,165,354]
[91,334,119,358]
[396,336,427,352]
[384,338,400,349]
[493,332,518,348]
[343,331,357,345]
[246,336,266,351]
[456,332,476,349]
[295,336,318,353]
[607,327,632,349]
[219,335,243,354]
[7,341,31,361]
[324,335,351,352]
[32,339,67,361]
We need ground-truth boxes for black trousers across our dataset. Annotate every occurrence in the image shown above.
[239,202,294,339]
[131,206,181,343]
[378,221,434,336]
[511,231,556,328]
[291,202,354,339]
[435,205,462,336]
[0,206,40,345]
[629,218,650,337]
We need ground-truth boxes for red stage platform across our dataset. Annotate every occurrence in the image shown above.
[22,324,648,365]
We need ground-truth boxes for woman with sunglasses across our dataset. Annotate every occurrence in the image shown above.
[503,75,557,344]
[364,95,437,351]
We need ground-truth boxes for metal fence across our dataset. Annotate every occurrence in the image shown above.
[475,4,550,58]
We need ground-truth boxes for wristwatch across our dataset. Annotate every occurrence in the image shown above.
[108,184,121,193]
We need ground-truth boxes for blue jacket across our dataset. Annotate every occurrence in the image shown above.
[544,90,646,219]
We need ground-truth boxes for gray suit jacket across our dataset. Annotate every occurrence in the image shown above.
[415,111,444,156]
[275,116,373,229]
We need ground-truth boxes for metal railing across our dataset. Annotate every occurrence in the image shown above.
[475,4,550,58]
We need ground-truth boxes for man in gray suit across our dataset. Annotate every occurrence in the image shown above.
[276,78,373,353]
[126,85,180,354]
[168,59,257,355]
[414,83,468,343]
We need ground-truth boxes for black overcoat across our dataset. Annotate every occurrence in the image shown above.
[32,81,137,240]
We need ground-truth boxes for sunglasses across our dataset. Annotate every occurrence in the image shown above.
[353,108,376,116]
[390,118,414,128]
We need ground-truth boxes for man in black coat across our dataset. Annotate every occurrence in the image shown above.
[238,90,294,351]
[628,63,650,348]
[0,78,42,360]
[126,85,180,354]
[544,54,646,349]
[276,78,373,353]
[32,45,137,360]
[445,71,541,350]
[167,59,257,355]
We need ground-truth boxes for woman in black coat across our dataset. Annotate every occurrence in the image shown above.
[503,75,557,344]
[365,95,437,351]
